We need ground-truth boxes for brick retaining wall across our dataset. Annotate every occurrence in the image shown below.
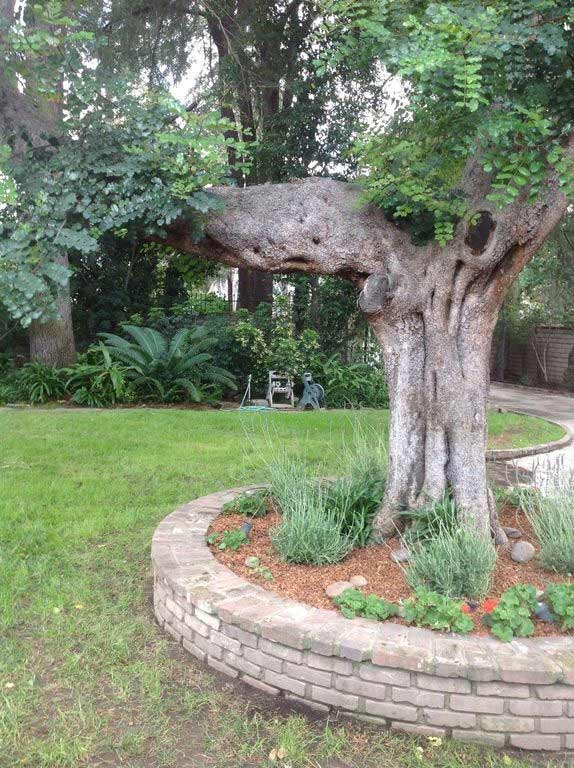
[152,489,574,752]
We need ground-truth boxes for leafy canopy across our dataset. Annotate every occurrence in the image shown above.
[320,0,574,243]
[0,3,249,327]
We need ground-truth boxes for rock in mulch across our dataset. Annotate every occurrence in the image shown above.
[534,602,555,623]
[325,581,353,598]
[350,575,368,588]
[391,547,410,564]
[503,526,523,539]
[511,541,536,563]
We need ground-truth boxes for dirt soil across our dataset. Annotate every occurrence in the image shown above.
[209,505,573,638]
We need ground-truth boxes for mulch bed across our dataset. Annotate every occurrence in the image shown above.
[208,504,573,638]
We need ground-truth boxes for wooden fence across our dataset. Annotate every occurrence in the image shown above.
[491,326,574,390]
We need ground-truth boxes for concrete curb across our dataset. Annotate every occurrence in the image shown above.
[486,411,572,462]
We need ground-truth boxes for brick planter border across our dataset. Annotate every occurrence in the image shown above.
[152,488,574,752]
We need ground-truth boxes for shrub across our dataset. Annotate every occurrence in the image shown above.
[269,463,353,565]
[324,440,387,547]
[402,494,458,546]
[207,530,247,551]
[333,588,398,621]
[544,583,574,631]
[18,362,66,404]
[405,527,496,600]
[64,343,134,407]
[101,325,236,403]
[313,354,389,409]
[522,486,574,574]
[483,584,537,642]
[403,588,474,634]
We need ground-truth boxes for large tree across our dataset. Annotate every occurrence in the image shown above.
[162,0,574,541]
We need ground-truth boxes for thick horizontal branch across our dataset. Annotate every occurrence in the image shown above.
[163,177,415,280]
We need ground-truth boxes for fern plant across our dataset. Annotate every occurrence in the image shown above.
[100,325,236,403]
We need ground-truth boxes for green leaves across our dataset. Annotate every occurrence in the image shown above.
[544,583,574,631]
[403,587,474,634]
[322,0,574,244]
[333,588,399,621]
[482,584,538,642]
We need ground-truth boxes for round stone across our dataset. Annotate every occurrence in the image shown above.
[534,602,555,623]
[511,541,536,563]
[391,547,410,564]
[325,581,353,598]
[350,575,368,587]
[503,526,523,539]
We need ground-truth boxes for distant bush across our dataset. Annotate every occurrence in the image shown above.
[312,354,388,409]
[101,325,236,403]
[18,362,66,404]
[64,344,134,407]
[406,526,496,600]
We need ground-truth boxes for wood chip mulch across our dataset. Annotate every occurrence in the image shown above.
[208,505,573,638]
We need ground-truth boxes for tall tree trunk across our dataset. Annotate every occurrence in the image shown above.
[237,268,274,311]
[29,253,76,366]
[163,172,572,541]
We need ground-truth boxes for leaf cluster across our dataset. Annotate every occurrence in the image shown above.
[544,583,574,631]
[403,587,474,634]
[333,588,398,621]
[482,584,538,642]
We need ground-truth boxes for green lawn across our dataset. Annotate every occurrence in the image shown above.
[0,409,565,768]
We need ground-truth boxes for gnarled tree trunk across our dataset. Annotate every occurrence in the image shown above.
[162,168,572,541]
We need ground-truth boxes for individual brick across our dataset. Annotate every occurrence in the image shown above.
[539,717,574,734]
[182,638,205,662]
[311,686,359,711]
[339,627,378,662]
[192,632,223,660]
[499,656,561,686]
[207,656,239,679]
[306,652,352,675]
[510,699,564,717]
[452,730,505,748]
[260,639,303,664]
[165,596,184,621]
[209,629,242,655]
[537,684,574,700]
[417,674,471,694]
[223,623,259,649]
[183,612,210,638]
[195,607,220,630]
[424,710,476,729]
[481,715,534,733]
[372,643,434,674]
[391,722,445,738]
[244,647,283,673]
[223,651,261,679]
[450,694,504,715]
[286,693,329,713]
[260,617,311,650]
[476,682,530,699]
[335,676,386,700]
[241,675,280,697]
[359,663,410,687]
[392,688,444,709]
[284,662,331,687]
[510,734,562,751]
[308,623,343,656]
[264,670,306,697]
[365,700,417,722]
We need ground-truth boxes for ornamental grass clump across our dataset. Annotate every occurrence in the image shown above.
[268,455,354,565]
[521,481,574,574]
[405,525,496,601]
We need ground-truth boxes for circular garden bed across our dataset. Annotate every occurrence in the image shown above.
[153,487,574,754]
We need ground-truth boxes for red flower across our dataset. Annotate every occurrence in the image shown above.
[460,603,471,614]
[482,598,499,613]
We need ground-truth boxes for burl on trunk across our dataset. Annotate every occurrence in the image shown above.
[163,172,570,541]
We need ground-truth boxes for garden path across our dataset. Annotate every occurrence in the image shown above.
[489,382,574,488]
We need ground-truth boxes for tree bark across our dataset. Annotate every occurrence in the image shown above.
[0,2,77,365]
[29,253,76,366]
[161,161,572,540]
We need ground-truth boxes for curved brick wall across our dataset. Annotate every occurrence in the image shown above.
[152,488,574,752]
